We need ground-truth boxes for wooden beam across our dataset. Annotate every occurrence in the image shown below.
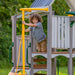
[52,48,69,50]
[34,64,47,69]
[31,30,33,75]
[32,52,47,54]
[68,27,73,75]
[33,58,47,62]
[52,52,69,54]
[34,74,46,75]
[73,52,75,53]
[70,17,75,21]
[47,6,52,75]
[11,16,17,67]
[14,67,30,69]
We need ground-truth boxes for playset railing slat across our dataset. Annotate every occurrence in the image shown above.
[52,16,70,49]
[72,23,74,48]
[72,24,74,48]
[65,17,67,48]
[52,16,55,48]
[58,16,61,48]
[55,16,58,48]
[74,23,75,48]
[61,17,64,48]
[67,17,70,48]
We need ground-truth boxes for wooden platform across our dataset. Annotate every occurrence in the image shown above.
[52,52,69,54]
[14,67,30,69]
[32,52,70,58]
[32,52,69,54]
[14,65,47,69]
[34,73,47,75]
[73,52,75,53]
[34,64,47,69]
[52,48,69,50]
[32,52,47,54]
[34,58,47,62]
[32,52,47,58]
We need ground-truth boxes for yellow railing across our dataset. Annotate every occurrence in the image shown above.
[20,8,48,12]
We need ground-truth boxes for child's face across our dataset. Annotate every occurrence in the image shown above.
[32,17,38,24]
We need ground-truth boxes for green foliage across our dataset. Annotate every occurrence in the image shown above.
[52,0,70,15]
[0,0,33,68]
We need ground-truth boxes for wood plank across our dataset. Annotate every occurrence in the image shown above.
[33,58,47,62]
[61,17,64,48]
[70,17,75,21]
[72,23,75,48]
[67,17,70,48]
[58,16,61,48]
[14,67,30,69]
[31,29,34,74]
[52,16,55,48]
[33,51,70,54]
[55,16,58,48]
[68,26,73,75]
[8,72,25,75]
[65,17,67,48]
[11,16,17,67]
[52,52,69,54]
[35,74,46,75]
[34,64,47,69]
[47,6,52,75]
[32,52,47,54]
[52,48,69,49]
[72,52,75,53]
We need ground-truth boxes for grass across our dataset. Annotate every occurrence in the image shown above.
[0,68,11,75]
[0,67,75,75]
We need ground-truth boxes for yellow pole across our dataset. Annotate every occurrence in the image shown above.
[22,10,25,75]
[20,8,48,12]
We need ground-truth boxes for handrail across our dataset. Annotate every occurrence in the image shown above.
[20,8,48,12]
[26,42,31,68]
[9,42,14,63]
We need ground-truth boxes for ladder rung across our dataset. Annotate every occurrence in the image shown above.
[33,58,47,62]
[14,67,30,69]
[35,73,46,75]
[32,52,47,54]
[34,64,47,69]
[52,52,69,54]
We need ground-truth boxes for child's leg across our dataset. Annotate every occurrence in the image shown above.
[40,39,47,52]
[37,43,41,52]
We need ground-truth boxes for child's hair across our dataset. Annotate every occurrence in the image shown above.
[29,13,43,23]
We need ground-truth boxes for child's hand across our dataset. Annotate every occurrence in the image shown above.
[22,21,25,24]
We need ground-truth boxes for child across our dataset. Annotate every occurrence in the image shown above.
[22,13,47,52]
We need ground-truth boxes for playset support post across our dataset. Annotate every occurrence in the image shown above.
[47,6,52,75]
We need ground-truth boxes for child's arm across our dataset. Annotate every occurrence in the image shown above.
[22,21,37,27]
[25,28,30,32]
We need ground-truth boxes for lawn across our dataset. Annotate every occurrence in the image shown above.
[0,68,11,75]
[0,67,75,75]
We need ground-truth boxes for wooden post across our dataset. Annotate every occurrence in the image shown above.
[54,57,56,75]
[11,16,17,67]
[47,6,52,75]
[52,11,56,75]
[30,30,34,75]
[68,27,73,75]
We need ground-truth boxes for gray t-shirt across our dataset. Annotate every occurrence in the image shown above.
[28,22,46,43]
